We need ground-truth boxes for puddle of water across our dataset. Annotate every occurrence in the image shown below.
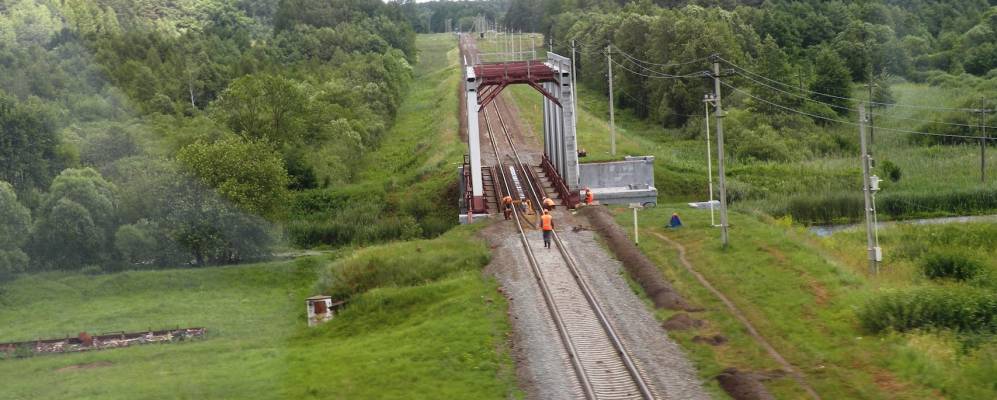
[808,215,997,237]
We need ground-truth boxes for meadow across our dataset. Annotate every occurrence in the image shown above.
[0,227,519,400]
[613,206,996,399]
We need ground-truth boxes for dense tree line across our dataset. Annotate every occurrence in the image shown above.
[0,0,416,278]
[500,0,997,157]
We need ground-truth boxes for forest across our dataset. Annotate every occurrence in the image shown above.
[0,0,418,279]
[498,0,997,224]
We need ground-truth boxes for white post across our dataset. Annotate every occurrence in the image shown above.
[633,207,639,245]
[705,101,715,227]
[606,45,617,157]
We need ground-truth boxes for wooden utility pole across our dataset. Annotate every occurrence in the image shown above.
[606,45,617,156]
[711,59,730,248]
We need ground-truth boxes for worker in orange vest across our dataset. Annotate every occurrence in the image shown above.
[542,196,556,211]
[539,210,554,249]
[584,187,594,205]
[501,195,514,220]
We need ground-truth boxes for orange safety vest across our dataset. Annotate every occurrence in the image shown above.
[502,196,513,206]
[541,214,553,231]
[585,190,594,204]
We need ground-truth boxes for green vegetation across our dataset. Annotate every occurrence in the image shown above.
[0,0,417,273]
[920,251,986,281]
[286,34,464,248]
[0,225,519,399]
[612,205,996,399]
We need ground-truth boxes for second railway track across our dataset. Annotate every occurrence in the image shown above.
[481,98,657,400]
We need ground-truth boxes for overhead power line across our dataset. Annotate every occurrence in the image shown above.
[721,81,997,142]
[730,70,997,130]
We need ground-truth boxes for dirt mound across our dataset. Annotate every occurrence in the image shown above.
[692,335,728,346]
[716,368,775,400]
[662,313,705,330]
[580,206,695,311]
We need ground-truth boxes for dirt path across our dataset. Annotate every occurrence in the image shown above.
[650,231,822,400]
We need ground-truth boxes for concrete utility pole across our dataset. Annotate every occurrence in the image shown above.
[549,38,553,52]
[977,108,991,183]
[866,82,877,144]
[859,105,880,274]
[606,45,617,156]
[531,35,536,60]
[704,99,716,227]
[711,59,730,248]
[571,40,579,140]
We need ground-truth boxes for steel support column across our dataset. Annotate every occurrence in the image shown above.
[465,66,485,212]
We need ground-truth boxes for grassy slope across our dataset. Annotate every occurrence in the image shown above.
[1,34,519,400]
[500,62,996,397]
[613,205,996,399]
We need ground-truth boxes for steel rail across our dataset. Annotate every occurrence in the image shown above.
[482,108,596,399]
[487,97,656,400]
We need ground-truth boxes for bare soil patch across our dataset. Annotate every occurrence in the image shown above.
[716,368,776,400]
[662,313,705,331]
[580,206,695,311]
[692,335,728,346]
[55,361,112,372]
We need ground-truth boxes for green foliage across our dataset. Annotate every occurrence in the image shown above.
[176,136,290,217]
[920,251,985,281]
[317,226,489,300]
[0,181,30,280]
[28,168,117,270]
[812,47,853,115]
[209,74,308,146]
[879,159,902,182]
[0,94,62,192]
[858,286,997,333]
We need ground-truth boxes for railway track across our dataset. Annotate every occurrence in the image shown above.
[481,98,657,400]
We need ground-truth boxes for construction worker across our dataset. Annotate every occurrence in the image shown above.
[584,187,594,205]
[501,195,514,220]
[542,196,556,212]
[539,210,554,249]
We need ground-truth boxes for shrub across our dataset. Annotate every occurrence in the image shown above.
[921,252,985,281]
[858,287,997,333]
[317,226,489,300]
[879,160,902,182]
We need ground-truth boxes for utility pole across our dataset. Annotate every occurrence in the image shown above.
[977,108,992,183]
[531,35,536,60]
[549,38,553,53]
[866,81,877,144]
[571,40,579,136]
[703,98,716,227]
[711,59,730,248]
[606,45,617,156]
[859,104,880,274]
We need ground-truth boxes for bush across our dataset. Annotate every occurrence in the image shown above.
[317,226,489,300]
[879,160,902,182]
[858,287,997,333]
[921,252,985,281]
[784,192,864,224]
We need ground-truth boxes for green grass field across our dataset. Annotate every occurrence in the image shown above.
[610,205,996,399]
[0,226,519,400]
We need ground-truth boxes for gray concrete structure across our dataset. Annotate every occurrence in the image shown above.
[579,156,658,207]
